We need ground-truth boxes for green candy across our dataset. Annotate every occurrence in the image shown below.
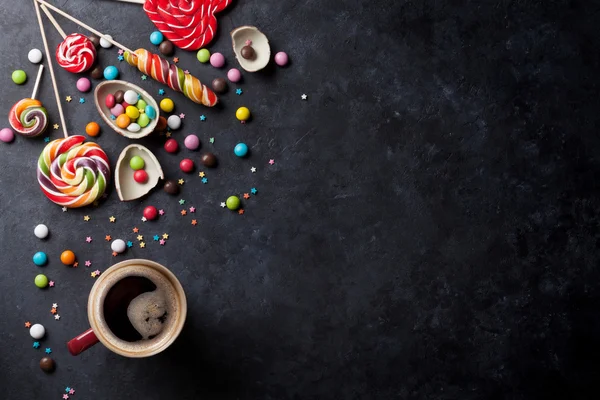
[197,48,210,63]
[136,99,148,110]
[12,70,27,85]
[35,274,48,288]
[129,155,145,170]
[226,196,241,210]
[137,113,150,128]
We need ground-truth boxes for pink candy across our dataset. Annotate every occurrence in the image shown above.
[110,104,124,117]
[76,77,91,92]
[184,134,200,150]
[227,68,241,83]
[105,94,115,108]
[210,52,225,68]
[274,52,289,66]
[0,127,15,143]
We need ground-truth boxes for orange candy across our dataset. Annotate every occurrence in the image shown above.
[60,250,76,265]
[85,121,100,137]
[115,114,130,129]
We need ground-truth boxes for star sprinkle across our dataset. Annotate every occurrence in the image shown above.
[112,251,118,257]
[209,137,215,144]
[179,199,186,205]
[69,389,75,395]
[173,57,179,63]
[141,74,147,80]
[251,167,257,173]
[199,115,206,121]
[184,69,190,74]
[51,308,57,314]
[79,98,85,104]
[179,113,185,119]
[25,321,31,328]
[62,207,68,212]
[45,348,52,354]
[118,49,124,55]
[180,210,187,216]
[86,236,92,243]
[49,281,54,287]
[153,235,160,241]
[137,235,143,241]
[156,210,164,217]
[191,219,198,226]
[251,187,258,194]
[198,172,205,177]
[53,123,59,130]
[85,260,92,267]
[110,115,117,120]
[243,193,250,199]
[165,131,172,138]
[126,241,133,248]
[220,202,226,208]
[109,216,116,223]
[236,88,243,95]
[52,303,58,308]
[66,96,72,102]
[105,235,112,241]
[159,239,166,245]
[158,89,165,96]
[238,209,245,215]
[141,216,148,222]
[162,233,169,239]
[62,394,68,400]
[84,215,90,221]
[73,261,79,268]
[94,270,101,276]
[245,39,252,46]
[54,314,60,320]
[178,179,185,185]
[132,227,139,233]
[189,206,196,213]
[140,242,146,248]
[301,94,308,100]
[118,55,124,61]
[33,342,40,349]
[43,136,50,143]
[269,159,275,165]
[202,177,208,184]
[91,271,97,278]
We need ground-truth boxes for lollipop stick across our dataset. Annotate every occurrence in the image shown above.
[35,0,135,54]
[40,4,66,39]
[34,0,68,138]
[31,64,44,100]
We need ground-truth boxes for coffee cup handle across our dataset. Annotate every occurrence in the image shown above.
[67,328,100,356]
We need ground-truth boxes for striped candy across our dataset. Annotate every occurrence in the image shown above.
[56,33,96,73]
[124,49,218,107]
[38,136,111,208]
[143,0,231,50]
[8,98,48,137]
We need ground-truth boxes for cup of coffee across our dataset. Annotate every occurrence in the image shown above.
[67,259,187,358]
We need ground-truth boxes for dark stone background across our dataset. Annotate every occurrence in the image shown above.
[1,0,599,399]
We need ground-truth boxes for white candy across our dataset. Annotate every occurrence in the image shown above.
[123,90,139,105]
[111,239,127,254]
[100,34,113,49]
[127,123,141,133]
[34,224,49,239]
[30,323,45,339]
[167,115,181,130]
[28,48,43,64]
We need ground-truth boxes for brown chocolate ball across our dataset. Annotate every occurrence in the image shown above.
[201,153,217,167]
[241,45,255,59]
[114,90,125,103]
[39,357,55,373]
[90,65,103,79]
[155,116,168,132]
[159,40,174,56]
[211,78,228,94]
[88,34,101,48]
[163,180,180,195]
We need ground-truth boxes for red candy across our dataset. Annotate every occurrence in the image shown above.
[105,94,115,108]
[55,33,96,73]
[143,206,158,221]
[121,102,131,109]
[164,138,179,153]
[179,158,194,173]
[134,170,149,183]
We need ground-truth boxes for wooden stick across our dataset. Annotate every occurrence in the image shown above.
[111,0,145,4]
[35,0,135,54]
[31,65,44,100]
[40,4,66,39]
[34,0,68,138]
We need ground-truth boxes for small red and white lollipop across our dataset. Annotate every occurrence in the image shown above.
[56,33,96,73]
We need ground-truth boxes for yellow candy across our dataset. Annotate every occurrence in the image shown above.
[236,106,251,121]
[160,98,174,113]
[115,114,131,129]
[125,106,140,120]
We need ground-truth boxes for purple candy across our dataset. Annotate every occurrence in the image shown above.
[274,52,289,66]
[110,104,124,117]
[227,68,241,83]
[184,134,200,150]
[210,52,225,68]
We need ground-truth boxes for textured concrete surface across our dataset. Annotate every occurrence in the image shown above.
[1,0,600,399]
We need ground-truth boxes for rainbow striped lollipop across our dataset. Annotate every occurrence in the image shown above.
[8,65,48,138]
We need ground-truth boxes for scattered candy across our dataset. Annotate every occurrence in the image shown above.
[85,121,100,137]
[210,52,225,68]
[201,152,217,167]
[163,180,179,195]
[167,115,181,130]
[150,31,164,45]
[34,224,49,239]
[197,48,210,63]
[212,78,227,93]
[90,65,103,79]
[116,114,131,128]
[33,251,48,266]
[274,51,289,66]
[89,34,101,48]
[241,45,255,60]
[12,70,27,85]
[0,127,14,143]
[234,143,249,157]
[30,323,45,339]
[76,77,92,92]
[39,357,55,373]
[160,98,175,113]
[180,158,194,173]
[114,90,125,103]
[184,134,200,150]
[28,48,43,64]
[227,68,242,82]
[130,155,145,170]
[164,138,179,153]
[226,196,241,210]
[100,34,113,48]
[104,65,119,80]
[111,239,127,254]
[236,106,251,121]
[236,88,243,95]
[143,206,159,221]
[145,105,157,119]
[124,90,139,105]
[60,250,76,266]
[134,169,149,183]
[301,94,308,100]
[35,274,49,288]
[159,40,174,56]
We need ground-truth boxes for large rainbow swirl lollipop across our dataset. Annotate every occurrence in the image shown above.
[8,65,49,138]
[37,135,110,208]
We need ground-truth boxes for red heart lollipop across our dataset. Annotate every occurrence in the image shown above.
[144,0,231,51]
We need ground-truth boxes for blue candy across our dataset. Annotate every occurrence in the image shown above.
[150,31,164,46]
[33,251,48,266]
[103,66,119,80]
[145,105,157,120]
[234,143,249,157]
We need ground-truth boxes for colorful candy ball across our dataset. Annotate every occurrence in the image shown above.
[180,158,194,173]
[197,48,210,63]
[124,90,139,105]
[0,127,15,143]
[129,155,145,170]
[110,104,125,117]
[33,251,48,266]
[167,115,181,130]
[134,170,149,183]
[34,224,49,239]
[111,239,127,254]
[103,66,119,80]
[160,98,175,113]
[150,31,164,45]
[28,48,43,64]
[145,105,157,119]
[100,34,113,49]
[76,77,91,92]
[234,143,249,157]
[184,134,200,150]
[227,68,241,82]
[60,250,76,265]
[236,107,251,121]
[137,113,150,128]
[116,114,130,129]
[164,138,179,153]
[30,324,46,339]
[34,274,49,288]
[127,123,141,133]
[210,52,225,68]
[274,52,289,66]
[85,122,100,137]
[105,94,116,108]
[226,196,241,210]
[143,206,159,221]
[125,106,140,120]
[12,70,27,85]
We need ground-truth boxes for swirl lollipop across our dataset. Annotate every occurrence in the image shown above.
[38,135,110,208]
[56,33,96,73]
[8,65,49,138]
